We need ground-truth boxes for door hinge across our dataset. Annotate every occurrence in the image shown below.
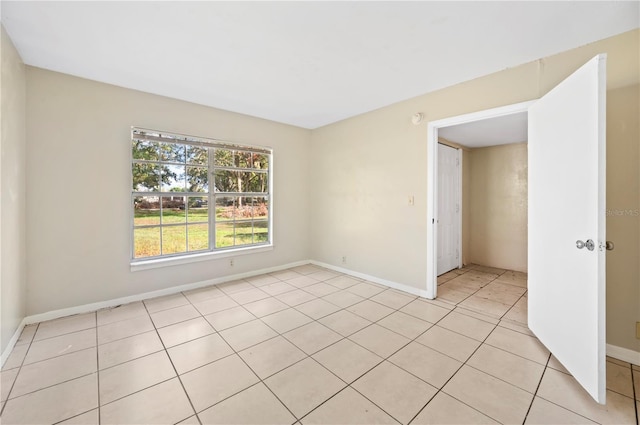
[456,158,460,166]
[456,204,460,213]
[456,249,459,259]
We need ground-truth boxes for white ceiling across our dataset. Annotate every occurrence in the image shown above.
[2,2,638,129]
[439,112,528,148]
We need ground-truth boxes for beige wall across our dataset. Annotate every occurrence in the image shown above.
[15,28,640,354]
[310,29,639,351]
[606,84,640,353]
[1,26,27,353]
[25,68,311,315]
[467,143,528,272]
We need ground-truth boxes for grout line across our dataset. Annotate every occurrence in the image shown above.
[26,323,96,345]
[141,301,201,425]
[297,384,401,425]
[409,264,532,423]
[4,370,99,403]
[631,367,638,425]
[5,264,560,425]
[405,308,502,425]
[201,315,300,422]
[16,331,99,368]
[293,309,426,422]
[529,356,634,424]
[0,322,40,417]
[98,374,179,407]
[463,362,540,396]
[51,408,97,425]
[478,339,549,367]
[533,389,609,424]
[226,272,432,423]
[180,272,305,421]
[292,276,505,424]
[95,320,101,425]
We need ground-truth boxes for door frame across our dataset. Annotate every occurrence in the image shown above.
[425,100,535,299]
[436,142,462,276]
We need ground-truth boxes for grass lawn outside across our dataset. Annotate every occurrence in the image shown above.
[133,207,268,258]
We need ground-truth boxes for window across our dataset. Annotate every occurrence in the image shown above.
[131,127,271,261]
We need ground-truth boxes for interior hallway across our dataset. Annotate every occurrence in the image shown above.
[1,264,637,424]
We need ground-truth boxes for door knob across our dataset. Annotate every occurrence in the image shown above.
[576,239,595,251]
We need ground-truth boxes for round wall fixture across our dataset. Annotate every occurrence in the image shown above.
[412,113,424,125]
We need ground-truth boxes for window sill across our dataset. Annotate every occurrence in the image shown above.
[130,244,274,272]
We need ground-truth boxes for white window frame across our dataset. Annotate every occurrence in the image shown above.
[130,127,273,271]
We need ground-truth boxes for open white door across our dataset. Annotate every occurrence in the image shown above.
[528,54,606,403]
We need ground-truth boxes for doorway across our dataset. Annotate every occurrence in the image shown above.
[425,101,534,299]
[426,55,608,404]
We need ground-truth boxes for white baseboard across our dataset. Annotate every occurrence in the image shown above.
[1,318,28,369]
[23,260,309,326]
[4,259,638,370]
[607,343,640,366]
[310,260,430,298]
[2,259,308,368]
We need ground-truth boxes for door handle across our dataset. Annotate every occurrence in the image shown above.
[576,239,595,251]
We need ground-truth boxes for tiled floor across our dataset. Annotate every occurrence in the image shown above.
[1,263,637,424]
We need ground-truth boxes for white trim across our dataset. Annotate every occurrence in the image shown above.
[6,259,638,370]
[131,245,274,272]
[310,260,431,298]
[24,260,309,325]
[4,259,426,365]
[607,343,640,366]
[130,126,274,266]
[1,318,27,369]
[426,122,437,299]
[457,148,463,269]
[426,100,536,301]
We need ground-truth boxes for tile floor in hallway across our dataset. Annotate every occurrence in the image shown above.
[0,263,638,424]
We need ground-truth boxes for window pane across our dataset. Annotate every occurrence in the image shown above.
[160,143,185,163]
[133,163,160,191]
[161,196,186,224]
[132,140,159,161]
[134,196,160,226]
[186,146,208,165]
[214,169,239,192]
[235,151,252,168]
[215,170,264,193]
[134,226,161,258]
[188,224,208,251]
[215,196,235,221]
[161,164,186,192]
[187,197,208,223]
[237,197,253,219]
[187,166,208,192]
[162,225,187,255]
[252,153,269,169]
[215,222,234,248]
[214,149,233,167]
[247,172,268,193]
[254,197,269,220]
[132,128,270,261]
[254,220,269,243]
[234,222,254,246]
